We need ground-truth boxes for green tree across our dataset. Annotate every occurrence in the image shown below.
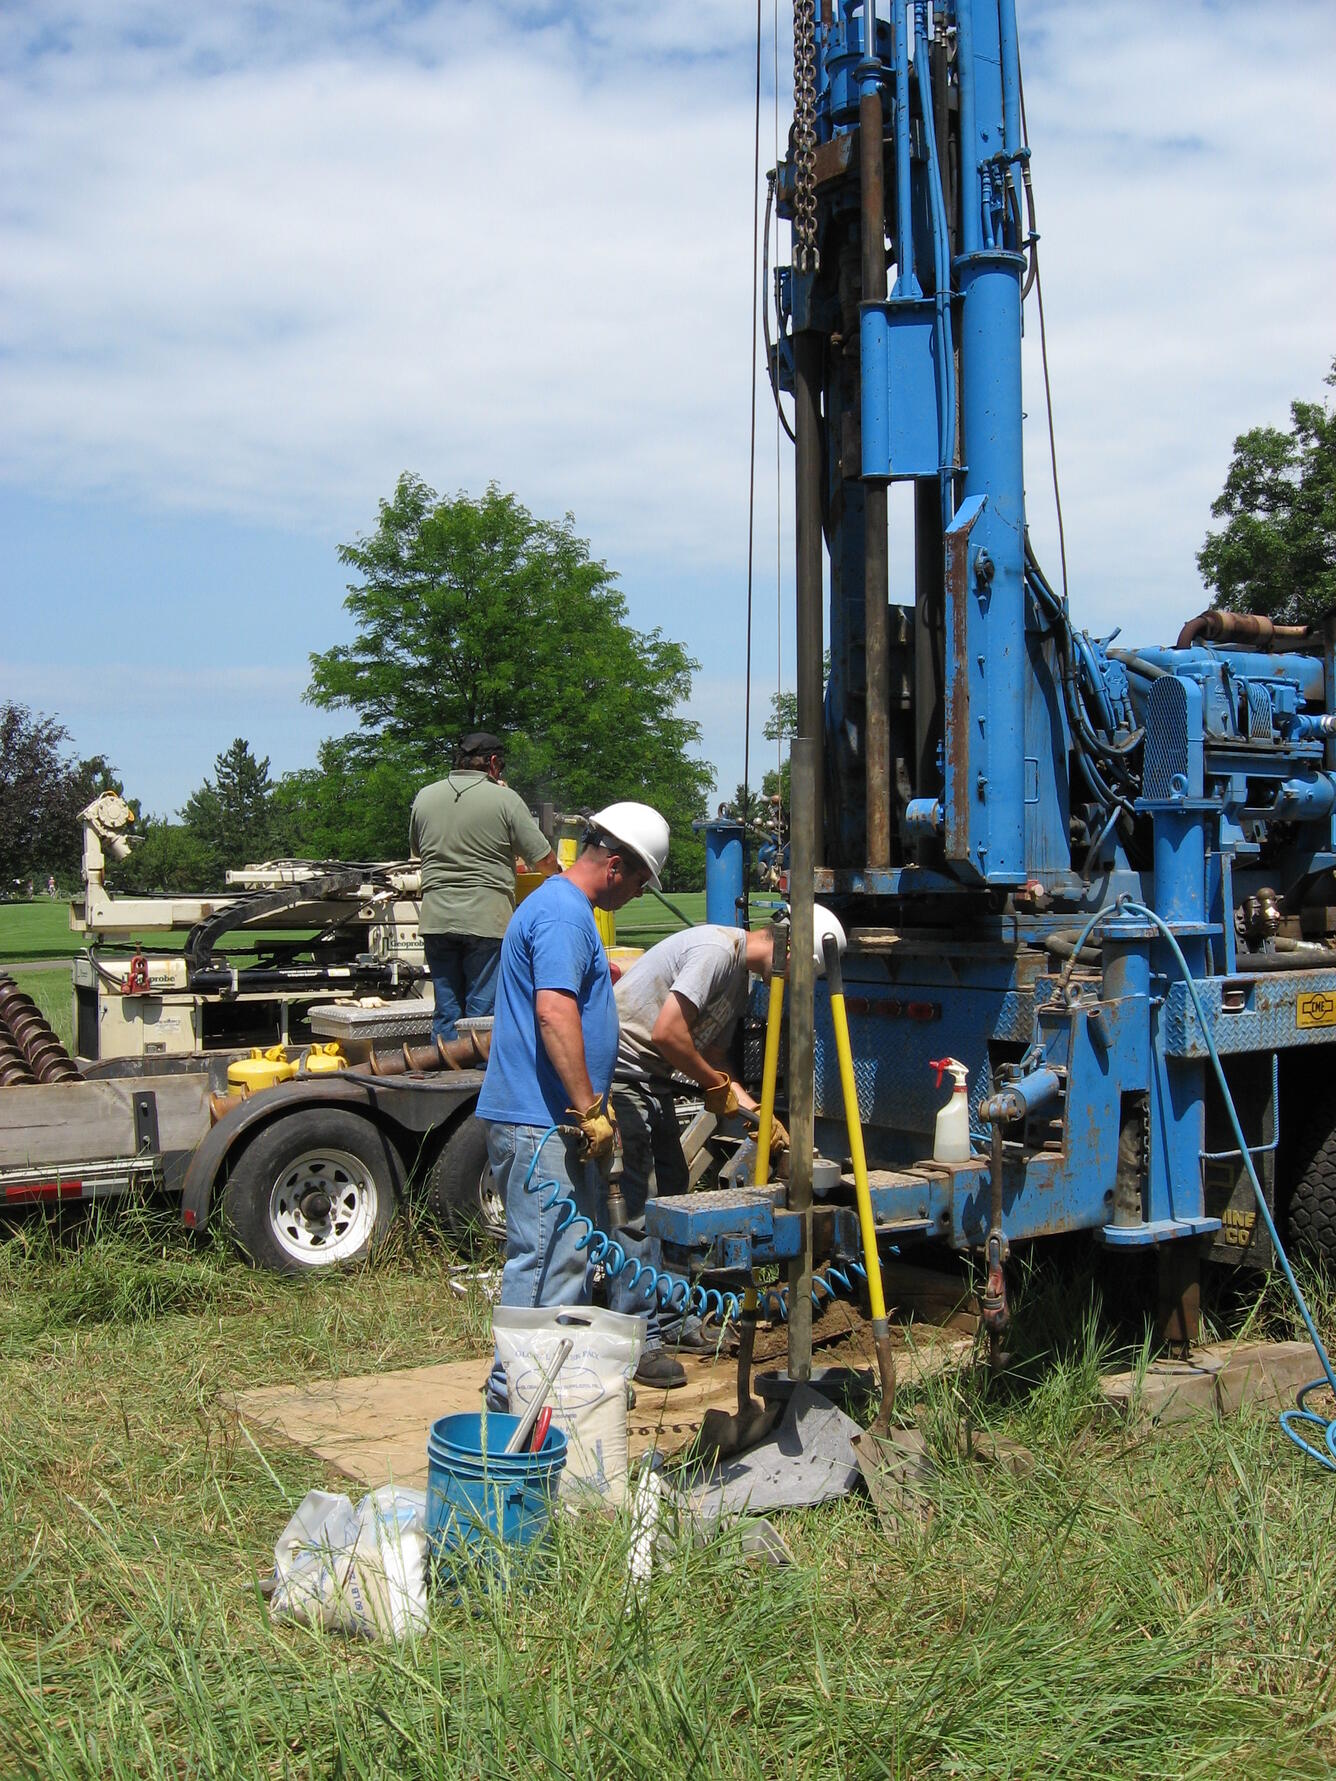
[763,688,797,746]
[181,739,282,882]
[0,703,121,887]
[109,819,216,894]
[1199,358,1336,624]
[723,783,767,828]
[305,477,713,888]
[274,736,421,863]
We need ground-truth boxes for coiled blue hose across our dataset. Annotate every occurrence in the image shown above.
[757,1260,868,1323]
[1113,900,1336,1472]
[520,1129,873,1329]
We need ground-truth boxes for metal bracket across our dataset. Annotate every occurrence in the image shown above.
[133,1090,160,1157]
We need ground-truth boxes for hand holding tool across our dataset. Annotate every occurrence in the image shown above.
[703,1072,740,1118]
[567,1099,617,1160]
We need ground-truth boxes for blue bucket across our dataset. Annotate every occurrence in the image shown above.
[426,1412,567,1573]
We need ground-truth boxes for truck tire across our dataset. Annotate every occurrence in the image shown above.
[425,1116,506,1251]
[222,1109,402,1273]
[1289,1122,1336,1272]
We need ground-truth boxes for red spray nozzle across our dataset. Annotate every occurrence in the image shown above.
[930,1057,968,1089]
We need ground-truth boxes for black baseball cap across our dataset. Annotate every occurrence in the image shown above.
[459,731,504,757]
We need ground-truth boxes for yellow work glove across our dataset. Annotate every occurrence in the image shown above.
[767,1115,791,1154]
[703,1072,740,1118]
[567,1099,617,1161]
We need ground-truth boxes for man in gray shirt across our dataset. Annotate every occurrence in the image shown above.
[409,731,556,1042]
[608,923,786,1388]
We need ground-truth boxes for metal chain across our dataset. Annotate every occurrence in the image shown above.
[792,0,819,273]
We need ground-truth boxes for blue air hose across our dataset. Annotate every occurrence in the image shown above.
[1114,900,1336,1471]
[519,1128,873,1329]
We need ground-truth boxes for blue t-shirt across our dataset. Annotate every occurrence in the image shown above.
[476,876,618,1127]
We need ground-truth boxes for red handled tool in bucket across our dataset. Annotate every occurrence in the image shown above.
[503,1337,573,1455]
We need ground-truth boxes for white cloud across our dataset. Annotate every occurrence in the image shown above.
[1,0,1333,813]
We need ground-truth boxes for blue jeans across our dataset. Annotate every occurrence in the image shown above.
[422,932,502,1042]
[606,1081,690,1344]
[485,1121,604,1407]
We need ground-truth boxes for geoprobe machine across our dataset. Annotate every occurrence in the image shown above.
[645,0,1336,1396]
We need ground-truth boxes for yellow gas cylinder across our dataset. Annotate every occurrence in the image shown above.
[302,1042,346,1075]
[226,1046,299,1096]
[515,870,546,904]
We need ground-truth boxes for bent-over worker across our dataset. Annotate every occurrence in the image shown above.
[606,922,787,1388]
[409,731,556,1043]
[476,801,670,1410]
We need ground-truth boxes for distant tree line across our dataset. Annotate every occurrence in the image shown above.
[9,481,716,897]
[0,704,119,892]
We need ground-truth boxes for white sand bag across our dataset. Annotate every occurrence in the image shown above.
[493,1305,645,1506]
[270,1485,429,1640]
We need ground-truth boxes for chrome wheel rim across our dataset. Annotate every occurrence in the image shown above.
[268,1148,378,1264]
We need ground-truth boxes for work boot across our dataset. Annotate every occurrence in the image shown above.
[660,1314,737,1355]
[633,1347,687,1390]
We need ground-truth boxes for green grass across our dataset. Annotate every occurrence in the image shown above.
[0,899,85,963]
[0,1208,1333,1777]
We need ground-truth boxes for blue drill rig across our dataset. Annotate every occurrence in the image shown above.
[647,0,1336,1377]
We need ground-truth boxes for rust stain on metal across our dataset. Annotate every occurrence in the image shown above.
[813,131,855,187]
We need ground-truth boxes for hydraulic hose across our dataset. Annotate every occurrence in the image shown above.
[1090,899,1336,1471]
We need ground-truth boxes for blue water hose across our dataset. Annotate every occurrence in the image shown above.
[519,1128,873,1328]
[1109,900,1336,1472]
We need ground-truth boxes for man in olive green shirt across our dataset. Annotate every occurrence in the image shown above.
[409,731,557,1041]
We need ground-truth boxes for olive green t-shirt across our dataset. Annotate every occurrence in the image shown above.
[409,773,553,939]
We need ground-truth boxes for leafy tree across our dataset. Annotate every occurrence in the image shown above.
[109,819,216,895]
[763,688,797,746]
[1199,358,1336,624]
[181,739,283,882]
[0,703,120,887]
[274,736,421,863]
[306,477,713,888]
[722,783,767,828]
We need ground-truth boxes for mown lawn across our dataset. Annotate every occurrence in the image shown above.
[0,1207,1332,1778]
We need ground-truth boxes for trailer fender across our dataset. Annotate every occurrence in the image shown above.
[179,1071,484,1235]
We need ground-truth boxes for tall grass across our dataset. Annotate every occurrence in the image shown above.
[1,1210,1334,1777]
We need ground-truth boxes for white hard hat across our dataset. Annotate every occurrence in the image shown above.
[588,802,670,892]
[812,903,847,974]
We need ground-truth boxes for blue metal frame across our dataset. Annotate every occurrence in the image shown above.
[649,2,1336,1292]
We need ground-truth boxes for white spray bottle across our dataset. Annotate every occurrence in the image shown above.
[930,1057,972,1163]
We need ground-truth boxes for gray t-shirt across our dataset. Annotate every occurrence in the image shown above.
[614,926,750,1080]
[409,772,552,939]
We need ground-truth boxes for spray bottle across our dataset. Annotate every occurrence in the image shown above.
[930,1057,971,1163]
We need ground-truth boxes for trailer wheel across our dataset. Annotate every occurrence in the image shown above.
[425,1116,505,1251]
[1289,1121,1336,1272]
[222,1110,402,1273]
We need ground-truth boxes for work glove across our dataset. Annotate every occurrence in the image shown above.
[567,1099,617,1161]
[740,1107,789,1155]
[703,1072,740,1119]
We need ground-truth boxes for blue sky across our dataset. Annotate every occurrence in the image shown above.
[2,1,1334,820]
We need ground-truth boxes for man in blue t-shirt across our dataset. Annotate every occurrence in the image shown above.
[478,802,669,1410]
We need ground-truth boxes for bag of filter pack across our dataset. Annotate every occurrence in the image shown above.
[269,1486,429,1640]
[492,1305,645,1507]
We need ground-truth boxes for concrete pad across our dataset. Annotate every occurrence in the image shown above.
[226,1330,974,1491]
[1217,1341,1322,1417]
[1100,1340,1317,1426]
